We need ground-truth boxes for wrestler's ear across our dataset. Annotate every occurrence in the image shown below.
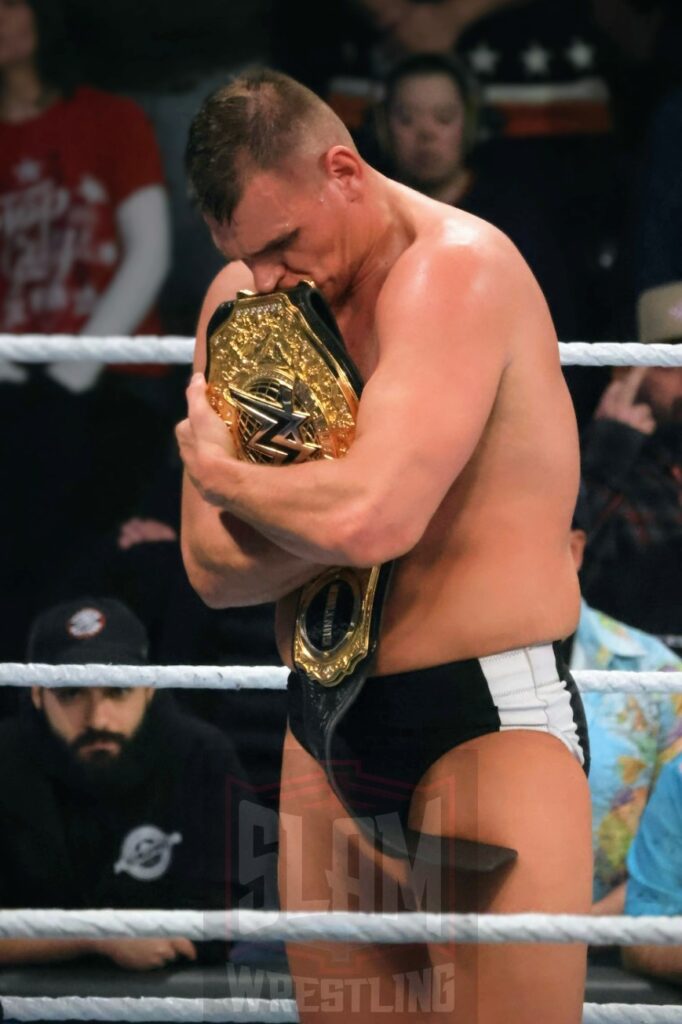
[322,145,364,201]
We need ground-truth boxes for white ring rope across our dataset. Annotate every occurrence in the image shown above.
[557,342,682,367]
[0,996,299,1023]
[2,997,681,1024]
[0,335,194,364]
[1,663,680,693]
[1,909,682,946]
[0,663,288,690]
[574,670,682,693]
[0,334,681,367]
[583,1010,682,1023]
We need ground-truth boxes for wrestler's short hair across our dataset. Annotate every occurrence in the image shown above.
[186,67,353,224]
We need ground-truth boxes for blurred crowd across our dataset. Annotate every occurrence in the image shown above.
[1,0,682,986]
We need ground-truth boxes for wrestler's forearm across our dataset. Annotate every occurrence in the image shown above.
[181,477,323,607]
[196,444,416,567]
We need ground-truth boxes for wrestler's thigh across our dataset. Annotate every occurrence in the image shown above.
[409,730,593,1024]
[279,727,432,1023]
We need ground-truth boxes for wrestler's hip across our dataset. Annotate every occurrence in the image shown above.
[275,548,581,673]
[368,551,581,672]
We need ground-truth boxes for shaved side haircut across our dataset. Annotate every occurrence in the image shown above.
[186,68,355,225]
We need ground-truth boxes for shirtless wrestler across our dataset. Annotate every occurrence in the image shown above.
[177,69,592,1023]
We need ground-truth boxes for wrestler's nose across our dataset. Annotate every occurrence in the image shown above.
[251,261,286,295]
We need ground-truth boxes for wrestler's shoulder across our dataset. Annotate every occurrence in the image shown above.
[383,205,526,306]
[196,262,254,330]
[203,261,255,308]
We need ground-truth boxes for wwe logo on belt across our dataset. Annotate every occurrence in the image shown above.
[228,380,321,465]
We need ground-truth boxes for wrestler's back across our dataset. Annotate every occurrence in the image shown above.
[277,191,581,672]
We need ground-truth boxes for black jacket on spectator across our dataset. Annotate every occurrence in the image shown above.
[580,418,682,638]
[0,696,253,920]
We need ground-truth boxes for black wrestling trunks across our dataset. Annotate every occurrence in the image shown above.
[288,641,589,860]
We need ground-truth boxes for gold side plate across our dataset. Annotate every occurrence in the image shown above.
[293,565,381,687]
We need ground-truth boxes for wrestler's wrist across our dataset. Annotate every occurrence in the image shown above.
[193,447,242,510]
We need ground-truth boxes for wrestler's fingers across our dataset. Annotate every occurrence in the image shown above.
[175,418,192,450]
[186,375,221,426]
[186,376,233,449]
[186,372,208,403]
[184,374,210,420]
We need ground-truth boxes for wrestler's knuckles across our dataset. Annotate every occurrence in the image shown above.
[175,418,204,479]
[187,377,237,454]
[175,416,189,441]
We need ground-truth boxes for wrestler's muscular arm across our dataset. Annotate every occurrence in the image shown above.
[180,263,325,607]
[180,229,518,565]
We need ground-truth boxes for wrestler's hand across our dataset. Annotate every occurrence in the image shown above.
[91,937,197,971]
[594,367,656,435]
[176,373,237,505]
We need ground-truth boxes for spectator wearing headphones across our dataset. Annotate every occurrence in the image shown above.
[376,53,577,342]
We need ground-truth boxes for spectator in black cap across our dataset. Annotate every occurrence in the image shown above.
[26,598,155,779]
[0,597,261,972]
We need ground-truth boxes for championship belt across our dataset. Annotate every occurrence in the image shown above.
[205,282,394,761]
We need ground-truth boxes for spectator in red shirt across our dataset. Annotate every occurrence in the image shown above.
[0,0,170,388]
[0,0,171,661]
